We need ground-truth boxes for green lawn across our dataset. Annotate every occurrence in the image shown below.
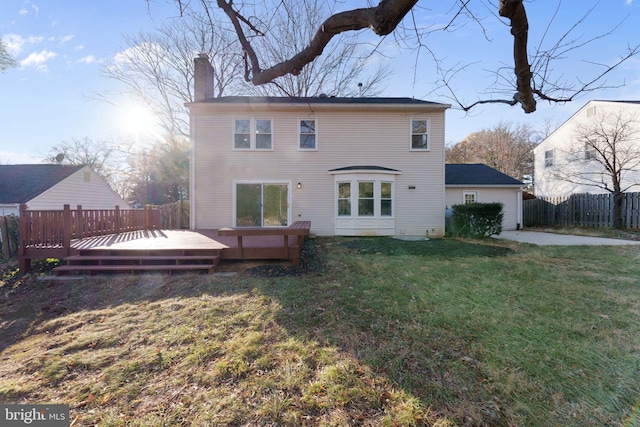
[1,237,639,426]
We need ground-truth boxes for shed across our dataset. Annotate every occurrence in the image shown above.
[445,164,524,230]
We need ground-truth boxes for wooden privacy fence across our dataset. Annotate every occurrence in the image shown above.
[19,204,161,272]
[151,200,190,229]
[524,192,640,228]
[1,215,19,258]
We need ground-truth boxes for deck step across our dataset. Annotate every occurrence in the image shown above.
[53,263,215,275]
[64,255,220,263]
[55,250,221,276]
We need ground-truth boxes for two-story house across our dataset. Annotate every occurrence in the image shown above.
[188,54,450,237]
[534,100,640,197]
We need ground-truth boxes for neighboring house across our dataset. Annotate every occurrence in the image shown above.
[534,100,640,197]
[445,163,524,230]
[0,164,129,216]
[188,55,450,238]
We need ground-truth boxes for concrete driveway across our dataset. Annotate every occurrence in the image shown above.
[495,230,640,246]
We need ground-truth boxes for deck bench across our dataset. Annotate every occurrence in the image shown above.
[217,221,311,265]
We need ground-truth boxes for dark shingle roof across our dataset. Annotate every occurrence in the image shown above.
[0,164,84,204]
[329,166,401,173]
[445,164,523,186]
[195,96,449,107]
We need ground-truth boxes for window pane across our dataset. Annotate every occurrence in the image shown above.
[381,182,392,198]
[358,199,374,216]
[381,200,392,216]
[359,182,373,198]
[338,182,350,198]
[235,134,250,149]
[412,119,427,134]
[235,119,250,133]
[338,182,351,216]
[256,119,271,134]
[256,134,272,149]
[412,134,427,149]
[300,134,316,149]
[263,184,288,226]
[338,199,351,216]
[236,184,261,227]
[300,120,315,133]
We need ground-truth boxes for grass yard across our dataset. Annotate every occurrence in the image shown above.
[1,237,639,426]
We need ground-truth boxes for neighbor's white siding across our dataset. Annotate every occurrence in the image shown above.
[445,186,522,230]
[534,100,640,197]
[27,166,129,210]
[191,103,447,237]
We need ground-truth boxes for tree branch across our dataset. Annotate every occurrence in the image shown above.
[499,0,535,113]
[217,0,417,85]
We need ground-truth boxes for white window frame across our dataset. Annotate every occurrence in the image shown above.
[233,118,273,150]
[410,118,430,151]
[544,149,554,167]
[298,118,318,150]
[463,191,478,204]
[333,177,397,219]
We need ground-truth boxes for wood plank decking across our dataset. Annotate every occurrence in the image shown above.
[51,222,311,275]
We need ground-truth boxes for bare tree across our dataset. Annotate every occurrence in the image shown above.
[550,109,640,228]
[446,122,539,181]
[100,17,245,137]
[1,39,16,73]
[241,0,391,97]
[42,137,134,198]
[166,0,638,114]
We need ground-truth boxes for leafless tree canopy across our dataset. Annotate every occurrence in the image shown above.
[166,0,639,114]
[446,122,539,181]
[0,39,16,72]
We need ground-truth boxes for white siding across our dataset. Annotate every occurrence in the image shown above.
[191,103,447,237]
[27,166,129,210]
[445,187,522,230]
[534,101,640,197]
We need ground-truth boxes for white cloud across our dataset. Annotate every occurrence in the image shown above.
[77,55,97,64]
[60,35,74,44]
[18,8,28,16]
[75,44,85,51]
[2,34,44,56]
[20,50,57,72]
[625,0,633,5]
[32,4,39,16]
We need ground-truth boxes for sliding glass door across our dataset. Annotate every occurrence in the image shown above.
[235,182,289,227]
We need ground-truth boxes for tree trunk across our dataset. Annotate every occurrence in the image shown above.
[613,191,624,229]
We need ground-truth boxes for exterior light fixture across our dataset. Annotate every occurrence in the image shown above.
[297,182,302,189]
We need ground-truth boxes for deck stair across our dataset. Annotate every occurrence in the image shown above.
[53,248,220,275]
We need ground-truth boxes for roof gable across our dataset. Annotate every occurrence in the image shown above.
[0,164,85,204]
[445,164,523,186]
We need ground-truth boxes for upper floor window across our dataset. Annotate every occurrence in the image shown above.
[234,118,272,150]
[299,119,317,150]
[544,149,554,167]
[585,144,597,160]
[411,118,429,150]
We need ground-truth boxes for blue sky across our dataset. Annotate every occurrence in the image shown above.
[1,0,639,164]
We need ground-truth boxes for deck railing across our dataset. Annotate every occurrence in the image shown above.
[18,204,161,272]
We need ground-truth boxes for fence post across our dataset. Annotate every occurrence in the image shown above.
[63,204,72,255]
[18,203,31,273]
[115,206,120,235]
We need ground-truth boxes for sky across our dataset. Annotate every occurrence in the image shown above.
[1,0,639,165]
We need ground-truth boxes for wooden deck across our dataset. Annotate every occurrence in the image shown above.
[51,222,311,275]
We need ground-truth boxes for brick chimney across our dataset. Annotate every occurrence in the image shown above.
[194,53,214,101]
